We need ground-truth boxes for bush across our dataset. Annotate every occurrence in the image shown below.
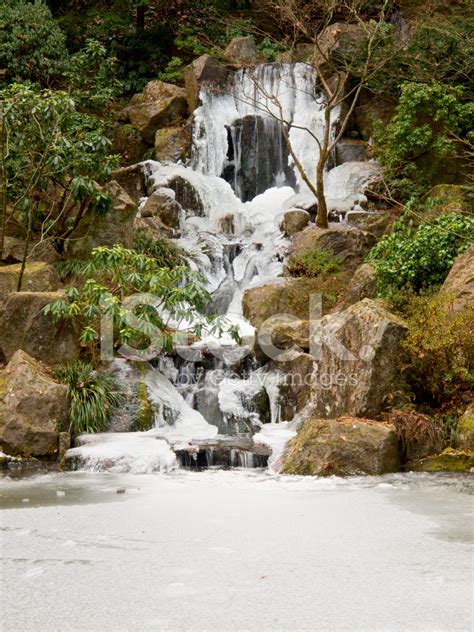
[55,361,122,434]
[384,409,445,461]
[0,0,68,86]
[44,245,236,356]
[286,249,342,278]
[368,212,474,297]
[402,292,474,404]
[374,82,473,200]
[65,39,122,109]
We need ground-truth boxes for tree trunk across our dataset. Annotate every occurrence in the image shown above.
[17,207,32,292]
[136,5,145,32]
[315,107,331,229]
[316,153,328,228]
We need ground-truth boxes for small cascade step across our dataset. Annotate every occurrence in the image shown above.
[174,437,271,470]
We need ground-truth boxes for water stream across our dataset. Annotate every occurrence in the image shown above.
[67,62,380,472]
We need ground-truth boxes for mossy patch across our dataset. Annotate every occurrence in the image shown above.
[406,447,474,472]
[132,381,154,431]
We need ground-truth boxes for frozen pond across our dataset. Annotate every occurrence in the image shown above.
[1,470,473,631]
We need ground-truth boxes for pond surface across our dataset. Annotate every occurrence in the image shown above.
[1,470,473,631]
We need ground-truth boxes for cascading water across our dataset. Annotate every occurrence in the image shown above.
[66,62,380,473]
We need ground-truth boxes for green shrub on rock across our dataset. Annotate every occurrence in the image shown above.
[368,212,474,297]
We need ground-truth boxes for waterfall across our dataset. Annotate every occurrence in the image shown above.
[66,61,380,473]
[192,63,330,200]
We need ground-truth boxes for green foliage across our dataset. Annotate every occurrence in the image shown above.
[403,292,474,404]
[157,57,185,84]
[1,83,118,241]
[65,39,122,109]
[44,245,236,356]
[257,37,287,62]
[0,0,68,86]
[374,82,473,200]
[132,228,185,268]
[287,249,342,278]
[368,213,474,296]
[55,360,122,434]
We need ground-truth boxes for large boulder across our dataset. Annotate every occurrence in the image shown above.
[314,23,365,78]
[457,404,474,452]
[155,125,190,163]
[281,417,400,476]
[439,244,474,313]
[0,350,70,458]
[354,88,396,140]
[344,263,378,305]
[280,209,310,237]
[140,191,183,230]
[288,226,376,269]
[111,123,148,166]
[242,277,341,328]
[0,262,59,300]
[66,181,137,258]
[0,291,80,365]
[224,36,258,65]
[1,236,57,264]
[184,54,231,113]
[311,299,408,419]
[121,81,188,144]
[345,209,395,238]
[111,163,149,203]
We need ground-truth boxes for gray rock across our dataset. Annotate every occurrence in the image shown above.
[224,36,258,65]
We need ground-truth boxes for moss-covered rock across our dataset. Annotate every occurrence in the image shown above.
[0,262,59,301]
[111,123,148,165]
[281,417,401,476]
[406,448,474,473]
[132,382,154,431]
[457,404,474,452]
[425,184,474,217]
[0,350,70,458]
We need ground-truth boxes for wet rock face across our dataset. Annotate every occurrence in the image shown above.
[222,115,296,201]
[154,126,190,163]
[184,54,231,113]
[281,417,401,476]
[0,350,70,458]
[310,299,408,419]
[0,291,80,366]
[140,191,182,230]
[440,244,474,313]
[66,181,137,258]
[164,175,204,216]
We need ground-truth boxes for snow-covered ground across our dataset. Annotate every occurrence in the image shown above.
[1,470,472,631]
